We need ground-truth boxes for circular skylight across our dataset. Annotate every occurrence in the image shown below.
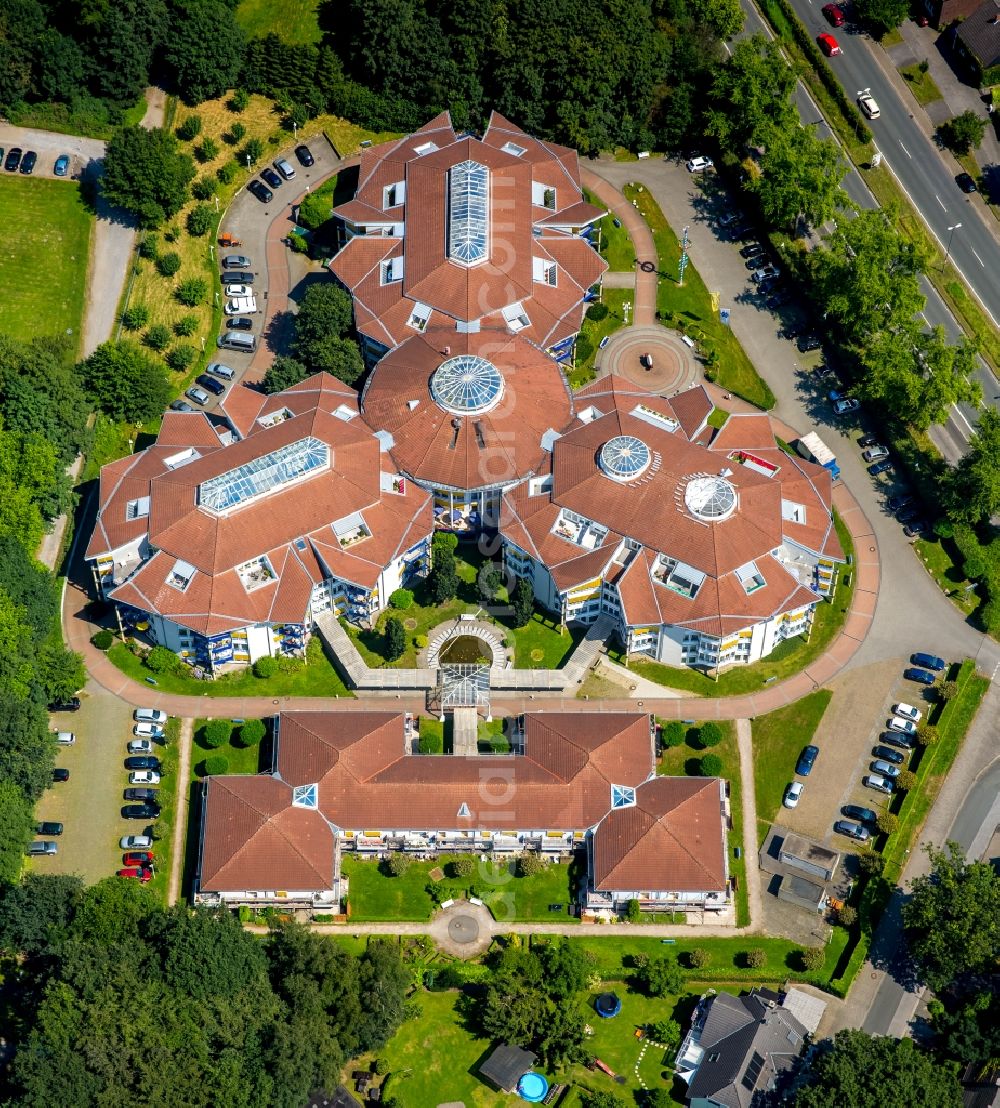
[685,476,737,521]
[430,354,504,415]
[599,435,652,482]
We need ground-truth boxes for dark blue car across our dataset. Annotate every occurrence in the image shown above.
[795,744,819,776]
[911,652,945,671]
[905,667,936,685]
[868,460,894,477]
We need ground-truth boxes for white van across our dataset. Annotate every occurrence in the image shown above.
[54,731,75,745]
[218,331,256,352]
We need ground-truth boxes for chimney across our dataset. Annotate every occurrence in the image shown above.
[448,417,461,450]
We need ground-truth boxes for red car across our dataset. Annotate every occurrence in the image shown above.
[123,851,154,867]
[117,866,153,883]
[817,32,842,55]
[822,3,845,25]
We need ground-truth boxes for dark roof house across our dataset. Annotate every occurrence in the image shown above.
[954,0,1000,80]
[479,1043,538,1092]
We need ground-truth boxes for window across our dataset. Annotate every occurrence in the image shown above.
[126,496,150,521]
[237,555,276,591]
[781,498,806,524]
[406,302,432,332]
[502,301,531,333]
[736,561,766,594]
[382,181,405,208]
[531,181,556,209]
[532,257,557,285]
[199,437,330,513]
[292,783,318,809]
[163,447,201,470]
[529,475,553,496]
[502,140,527,157]
[413,141,438,156]
[166,559,196,591]
[380,256,404,284]
[448,160,490,266]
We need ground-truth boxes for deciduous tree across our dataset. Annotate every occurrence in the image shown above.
[101,126,195,227]
[262,356,309,394]
[78,341,171,423]
[165,0,246,105]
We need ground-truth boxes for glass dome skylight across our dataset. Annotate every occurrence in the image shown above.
[684,475,737,521]
[598,435,652,482]
[430,354,504,415]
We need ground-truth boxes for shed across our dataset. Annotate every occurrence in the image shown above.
[306,1088,363,1108]
[776,873,826,912]
[480,1043,538,1093]
[778,833,839,882]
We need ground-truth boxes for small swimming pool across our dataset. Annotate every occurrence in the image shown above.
[518,1071,549,1102]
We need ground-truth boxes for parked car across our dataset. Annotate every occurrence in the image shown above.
[222,255,252,269]
[134,721,164,738]
[27,841,58,856]
[128,770,161,785]
[903,519,930,537]
[869,459,894,477]
[54,153,70,176]
[169,400,194,412]
[223,283,253,298]
[888,493,915,512]
[122,804,160,820]
[858,434,880,448]
[20,150,36,174]
[686,155,713,172]
[911,651,945,671]
[956,172,978,194]
[295,145,314,167]
[48,697,81,712]
[248,179,273,203]
[842,805,877,823]
[226,316,254,331]
[718,212,741,228]
[822,3,845,24]
[797,334,821,352]
[757,277,781,296]
[196,374,226,397]
[783,782,804,808]
[893,702,922,722]
[121,834,153,850]
[128,739,154,756]
[220,270,254,285]
[4,147,23,171]
[751,266,780,283]
[795,745,819,776]
[117,866,153,883]
[863,773,894,794]
[834,820,870,842]
[207,363,235,381]
[123,851,154,867]
[274,157,296,180]
[872,745,905,765]
[871,759,901,779]
[888,716,918,735]
[125,756,161,772]
[881,730,916,750]
[766,290,791,310]
[897,505,922,523]
[834,397,860,415]
[135,708,168,724]
[740,243,766,260]
[54,731,75,745]
[186,386,210,406]
[857,93,881,120]
[260,166,283,189]
[52,768,69,782]
[123,787,159,802]
[862,445,889,463]
[905,666,937,685]
[817,32,842,56]
[35,821,63,836]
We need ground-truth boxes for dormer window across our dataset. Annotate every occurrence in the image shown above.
[781,499,806,524]
[413,141,438,156]
[237,555,276,591]
[531,181,556,209]
[502,140,527,157]
[736,561,766,594]
[382,181,405,208]
[407,302,432,332]
[166,558,196,592]
[380,256,404,285]
[529,475,553,496]
[126,496,150,521]
[502,301,531,333]
[532,258,557,286]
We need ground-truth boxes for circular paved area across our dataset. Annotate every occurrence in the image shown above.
[597,323,701,393]
[447,913,480,944]
[428,900,494,958]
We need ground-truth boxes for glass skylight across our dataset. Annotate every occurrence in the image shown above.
[292,783,318,809]
[685,476,737,521]
[599,435,652,482]
[430,354,504,415]
[611,784,636,809]
[448,160,490,266]
[199,436,329,513]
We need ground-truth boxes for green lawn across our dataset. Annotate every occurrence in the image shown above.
[613,510,855,696]
[190,719,266,780]
[106,640,353,698]
[146,718,182,904]
[507,611,583,668]
[568,287,630,388]
[899,63,943,106]
[0,176,92,348]
[236,0,322,42]
[706,406,729,430]
[751,689,833,840]
[342,855,576,923]
[657,721,748,925]
[913,535,981,618]
[623,183,775,410]
[584,190,637,271]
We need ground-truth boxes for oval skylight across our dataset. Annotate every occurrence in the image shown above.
[430,354,504,415]
[685,475,737,521]
[599,435,652,482]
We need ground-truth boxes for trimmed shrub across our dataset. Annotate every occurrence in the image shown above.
[801,946,826,972]
[239,138,265,166]
[836,905,858,927]
[387,852,410,877]
[186,204,214,237]
[91,629,114,650]
[858,849,885,876]
[389,588,414,610]
[239,719,266,747]
[121,304,150,331]
[191,176,217,200]
[253,656,278,679]
[414,634,428,649]
[217,161,239,185]
[586,301,609,321]
[203,755,229,776]
[228,88,250,112]
[876,811,898,836]
[173,314,198,337]
[156,251,182,278]
[176,113,202,141]
[163,224,180,244]
[224,121,246,145]
[917,724,939,747]
[686,947,710,969]
[450,854,475,878]
[175,277,207,306]
[384,617,406,662]
[165,344,196,372]
[517,851,544,877]
[202,719,233,749]
[896,769,918,793]
[744,948,767,969]
[699,753,723,776]
[138,235,158,260]
[146,645,180,673]
[662,720,686,748]
[574,334,594,363]
[938,679,958,703]
[626,898,642,923]
[699,722,723,748]
[432,531,459,551]
[143,324,172,351]
[374,1058,390,1077]
[194,137,220,163]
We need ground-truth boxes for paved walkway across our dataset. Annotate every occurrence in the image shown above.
[735,719,763,928]
[167,717,193,906]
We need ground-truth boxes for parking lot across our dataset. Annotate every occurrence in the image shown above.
[0,123,105,181]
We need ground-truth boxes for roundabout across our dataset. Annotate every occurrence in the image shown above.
[596,322,701,393]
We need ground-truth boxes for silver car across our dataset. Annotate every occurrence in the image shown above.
[871,759,900,779]
[863,773,894,794]
[186,386,210,406]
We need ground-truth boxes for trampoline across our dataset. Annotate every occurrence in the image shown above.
[595,992,622,1019]
[517,1072,549,1103]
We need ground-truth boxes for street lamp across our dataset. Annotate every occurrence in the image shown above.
[246,153,251,169]
[945,222,962,266]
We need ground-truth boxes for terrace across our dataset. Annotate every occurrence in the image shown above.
[552,508,609,550]
[652,554,705,600]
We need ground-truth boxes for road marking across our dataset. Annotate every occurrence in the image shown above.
[971,247,985,267]
[951,402,976,437]
[899,141,911,158]
[935,194,947,211]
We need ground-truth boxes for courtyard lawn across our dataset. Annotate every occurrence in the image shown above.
[612,510,855,696]
[106,640,353,698]
[342,855,575,923]
[236,0,322,42]
[0,176,92,347]
[657,721,748,925]
[190,718,266,780]
[568,287,630,388]
[751,689,832,840]
[506,610,583,668]
[584,190,637,271]
[622,183,775,411]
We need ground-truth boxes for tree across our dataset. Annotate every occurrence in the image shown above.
[254,656,278,678]
[662,720,686,748]
[240,138,266,166]
[626,897,641,922]
[875,811,898,835]
[389,588,413,610]
[92,628,114,650]
[175,114,202,141]
[638,955,683,997]
[917,723,940,747]
[582,1094,626,1108]
[156,251,182,277]
[429,544,458,604]
[938,111,987,156]
[303,334,365,385]
[0,874,84,955]
[165,0,246,104]
[687,947,710,969]
[858,849,885,876]
[383,616,406,661]
[518,851,544,876]
[386,852,409,876]
[262,356,309,394]
[650,1018,681,1050]
[0,779,34,883]
[101,126,196,227]
[203,754,229,774]
[173,314,198,337]
[801,946,827,972]
[930,990,1000,1071]
[477,563,503,604]
[122,304,150,331]
[239,719,266,747]
[536,1003,589,1068]
[229,88,250,112]
[38,645,85,703]
[202,719,233,749]
[144,323,171,351]
[537,940,594,1000]
[699,753,723,776]
[702,0,744,38]
[72,874,156,944]
[903,842,1000,990]
[794,1029,962,1107]
[145,644,179,673]
[943,408,1000,524]
[750,123,851,234]
[451,854,475,878]
[699,722,723,748]
[511,576,534,628]
[165,344,196,372]
[895,769,917,792]
[355,939,410,1051]
[175,277,208,306]
[745,947,767,968]
[292,283,353,352]
[186,203,214,237]
[706,36,798,151]
[78,340,171,423]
